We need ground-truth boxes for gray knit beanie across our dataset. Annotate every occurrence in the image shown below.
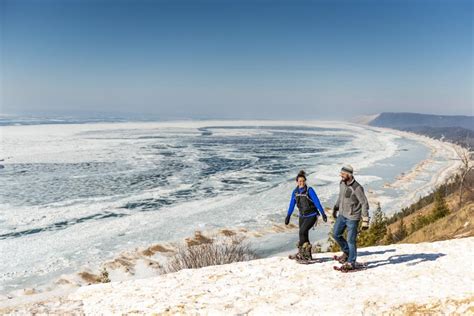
[341,165,354,175]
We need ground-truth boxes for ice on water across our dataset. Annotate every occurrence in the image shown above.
[0,120,454,293]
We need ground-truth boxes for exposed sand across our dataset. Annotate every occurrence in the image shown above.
[370,127,464,211]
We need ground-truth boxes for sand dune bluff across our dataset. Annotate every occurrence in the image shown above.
[1,237,473,315]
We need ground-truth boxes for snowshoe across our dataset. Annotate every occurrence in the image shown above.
[288,253,298,260]
[295,257,320,265]
[333,262,367,273]
[289,243,302,260]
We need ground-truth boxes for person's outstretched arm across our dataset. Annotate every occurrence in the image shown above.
[285,190,296,225]
[308,187,326,218]
[287,190,296,217]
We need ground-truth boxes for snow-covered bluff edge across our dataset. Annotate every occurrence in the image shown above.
[1,237,473,315]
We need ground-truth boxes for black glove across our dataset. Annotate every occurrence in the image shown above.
[332,209,338,219]
[322,214,328,223]
[285,215,290,225]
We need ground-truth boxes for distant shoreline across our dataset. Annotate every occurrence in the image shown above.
[371,126,463,211]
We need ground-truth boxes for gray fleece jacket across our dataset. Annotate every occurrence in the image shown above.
[334,178,369,221]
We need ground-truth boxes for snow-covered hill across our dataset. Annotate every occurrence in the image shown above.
[2,238,473,315]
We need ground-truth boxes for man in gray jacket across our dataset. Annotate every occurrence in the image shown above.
[332,165,370,270]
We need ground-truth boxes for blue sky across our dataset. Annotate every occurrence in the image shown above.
[1,0,472,119]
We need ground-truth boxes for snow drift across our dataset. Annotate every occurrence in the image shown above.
[2,237,473,315]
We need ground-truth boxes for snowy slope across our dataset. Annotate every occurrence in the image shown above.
[2,237,473,315]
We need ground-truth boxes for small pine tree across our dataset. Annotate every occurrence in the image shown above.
[395,218,408,242]
[410,222,416,235]
[357,228,369,247]
[327,226,341,252]
[385,228,394,245]
[370,203,387,244]
[418,215,430,230]
[431,191,450,221]
[358,202,387,247]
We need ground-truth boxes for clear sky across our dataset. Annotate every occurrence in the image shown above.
[1,0,473,119]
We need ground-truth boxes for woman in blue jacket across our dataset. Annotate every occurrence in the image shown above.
[285,170,327,260]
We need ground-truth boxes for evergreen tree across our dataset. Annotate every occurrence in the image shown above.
[385,228,394,244]
[410,222,416,235]
[395,218,408,242]
[370,203,387,243]
[358,202,387,247]
[357,226,369,247]
[327,226,341,252]
[431,191,450,221]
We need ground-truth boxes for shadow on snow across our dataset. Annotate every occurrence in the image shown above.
[358,248,397,256]
[365,252,446,269]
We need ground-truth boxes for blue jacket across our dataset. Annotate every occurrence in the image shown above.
[287,186,326,218]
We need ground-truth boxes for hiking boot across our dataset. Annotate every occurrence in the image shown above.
[334,252,349,264]
[301,242,312,260]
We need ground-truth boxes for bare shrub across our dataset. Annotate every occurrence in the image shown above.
[164,235,257,273]
[454,145,473,207]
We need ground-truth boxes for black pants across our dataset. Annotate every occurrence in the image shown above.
[298,215,317,246]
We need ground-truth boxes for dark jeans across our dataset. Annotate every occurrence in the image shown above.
[298,215,317,246]
[333,215,359,263]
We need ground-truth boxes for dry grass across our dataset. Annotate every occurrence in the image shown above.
[185,230,214,247]
[164,235,257,274]
[219,229,237,237]
[387,191,470,233]
[403,202,474,243]
[141,243,174,256]
[78,271,101,284]
[78,268,111,284]
[385,295,474,315]
[387,181,474,244]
